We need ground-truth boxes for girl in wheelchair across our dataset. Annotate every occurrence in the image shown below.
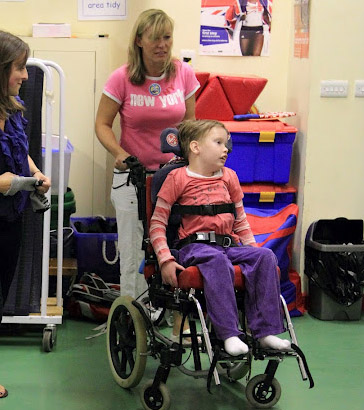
[149,119,291,356]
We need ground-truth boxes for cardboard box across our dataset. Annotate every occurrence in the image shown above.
[33,23,71,38]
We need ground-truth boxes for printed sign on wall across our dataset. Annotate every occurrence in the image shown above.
[199,0,273,57]
[78,0,127,21]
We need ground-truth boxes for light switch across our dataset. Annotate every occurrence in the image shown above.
[354,80,364,97]
[320,80,348,98]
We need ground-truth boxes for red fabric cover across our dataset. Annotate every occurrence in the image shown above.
[218,75,268,115]
[178,265,245,290]
[286,269,306,315]
[240,183,296,194]
[195,71,210,99]
[196,76,234,121]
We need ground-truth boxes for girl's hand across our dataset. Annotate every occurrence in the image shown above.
[161,260,185,288]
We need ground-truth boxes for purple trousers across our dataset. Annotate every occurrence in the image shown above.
[177,244,285,340]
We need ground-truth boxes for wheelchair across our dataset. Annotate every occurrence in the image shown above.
[106,130,313,410]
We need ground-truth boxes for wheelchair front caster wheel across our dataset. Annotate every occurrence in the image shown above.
[245,374,281,409]
[140,380,171,410]
[107,296,147,388]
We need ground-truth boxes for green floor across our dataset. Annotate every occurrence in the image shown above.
[1,312,364,410]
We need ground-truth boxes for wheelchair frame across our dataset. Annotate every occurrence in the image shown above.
[106,165,313,410]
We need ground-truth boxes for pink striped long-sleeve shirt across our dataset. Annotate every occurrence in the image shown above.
[149,167,256,267]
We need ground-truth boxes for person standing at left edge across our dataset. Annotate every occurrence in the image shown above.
[0,31,51,399]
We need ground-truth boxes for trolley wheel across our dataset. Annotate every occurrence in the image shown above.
[106,295,147,388]
[245,374,281,409]
[42,328,55,352]
[218,361,250,381]
[140,380,171,410]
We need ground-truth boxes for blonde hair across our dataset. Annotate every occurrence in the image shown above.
[0,31,29,119]
[127,9,176,85]
[177,120,230,160]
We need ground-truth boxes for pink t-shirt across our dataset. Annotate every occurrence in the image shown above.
[103,61,200,170]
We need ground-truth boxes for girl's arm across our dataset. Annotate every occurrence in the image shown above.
[233,200,257,246]
[150,197,185,287]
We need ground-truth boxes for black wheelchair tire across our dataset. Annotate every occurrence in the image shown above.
[106,295,147,388]
[245,374,281,408]
[140,379,171,410]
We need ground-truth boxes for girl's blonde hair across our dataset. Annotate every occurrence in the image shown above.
[127,9,176,85]
[177,119,230,160]
[0,31,29,119]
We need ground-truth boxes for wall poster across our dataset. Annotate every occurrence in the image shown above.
[199,0,273,56]
[294,0,310,58]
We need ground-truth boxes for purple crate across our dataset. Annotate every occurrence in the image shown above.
[224,121,297,184]
[70,217,119,282]
[241,184,296,209]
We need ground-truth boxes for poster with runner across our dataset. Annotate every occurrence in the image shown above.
[199,0,273,56]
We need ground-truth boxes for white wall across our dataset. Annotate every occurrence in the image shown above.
[1,0,364,287]
[287,0,364,285]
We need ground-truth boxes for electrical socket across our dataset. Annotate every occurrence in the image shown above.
[320,80,348,98]
[354,80,364,97]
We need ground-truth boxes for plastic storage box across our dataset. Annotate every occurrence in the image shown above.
[305,218,364,321]
[70,217,119,283]
[50,187,76,230]
[42,134,74,194]
[223,120,297,183]
[241,183,296,209]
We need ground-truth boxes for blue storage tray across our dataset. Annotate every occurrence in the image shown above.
[241,183,296,209]
[223,120,297,183]
[70,217,119,282]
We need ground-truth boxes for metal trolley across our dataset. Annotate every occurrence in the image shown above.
[2,58,66,352]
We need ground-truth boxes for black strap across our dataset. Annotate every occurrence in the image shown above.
[172,203,235,216]
[207,345,221,393]
[291,343,315,389]
[176,233,237,249]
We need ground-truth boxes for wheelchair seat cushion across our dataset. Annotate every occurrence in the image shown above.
[178,265,245,291]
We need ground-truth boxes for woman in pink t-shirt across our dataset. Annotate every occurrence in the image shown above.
[95,10,199,310]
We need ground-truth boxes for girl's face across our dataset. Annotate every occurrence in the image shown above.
[196,126,230,172]
[8,55,28,96]
[137,25,173,69]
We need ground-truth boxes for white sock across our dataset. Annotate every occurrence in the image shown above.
[259,335,291,351]
[224,336,249,356]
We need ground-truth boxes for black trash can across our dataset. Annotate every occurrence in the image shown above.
[305,218,364,320]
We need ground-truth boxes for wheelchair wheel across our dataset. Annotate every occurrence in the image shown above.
[106,295,147,388]
[140,380,171,410]
[245,374,281,409]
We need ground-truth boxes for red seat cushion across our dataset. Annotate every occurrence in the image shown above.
[178,265,245,291]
